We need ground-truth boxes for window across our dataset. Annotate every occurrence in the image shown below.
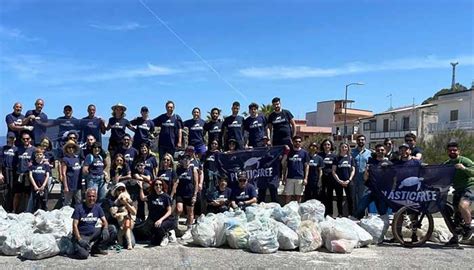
[363,122,371,131]
[402,117,410,130]
[450,110,458,121]
[383,119,389,132]
[370,120,376,131]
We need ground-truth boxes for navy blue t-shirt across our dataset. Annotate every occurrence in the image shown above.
[410,146,423,158]
[334,155,355,181]
[130,117,155,148]
[287,148,310,179]
[147,192,172,222]
[16,145,36,174]
[108,117,130,141]
[110,163,130,179]
[319,152,337,177]
[157,168,177,192]
[62,155,82,191]
[117,147,138,169]
[142,155,158,179]
[308,154,324,185]
[5,112,25,143]
[84,154,105,176]
[268,109,293,145]
[56,116,79,141]
[1,145,17,169]
[176,166,195,197]
[203,120,222,148]
[207,187,232,203]
[223,115,244,146]
[29,163,50,187]
[184,118,206,147]
[81,117,103,144]
[25,110,48,146]
[243,115,267,147]
[72,203,105,236]
[153,113,183,149]
[393,158,422,167]
[232,184,257,203]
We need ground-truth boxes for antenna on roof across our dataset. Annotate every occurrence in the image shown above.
[387,93,393,110]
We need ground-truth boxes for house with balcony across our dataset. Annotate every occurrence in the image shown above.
[294,119,332,140]
[426,89,473,135]
[359,104,438,147]
[306,100,373,144]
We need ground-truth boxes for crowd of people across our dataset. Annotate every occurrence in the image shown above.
[1,97,472,258]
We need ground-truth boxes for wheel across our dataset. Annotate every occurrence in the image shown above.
[392,206,434,247]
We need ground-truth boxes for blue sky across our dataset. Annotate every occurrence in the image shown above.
[1,0,473,135]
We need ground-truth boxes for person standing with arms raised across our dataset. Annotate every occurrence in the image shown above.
[24,99,48,146]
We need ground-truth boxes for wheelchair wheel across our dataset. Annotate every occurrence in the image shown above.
[392,206,434,247]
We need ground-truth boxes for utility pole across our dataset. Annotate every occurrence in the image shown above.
[451,62,458,91]
[387,94,393,110]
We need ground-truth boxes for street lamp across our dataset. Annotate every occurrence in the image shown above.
[343,82,365,140]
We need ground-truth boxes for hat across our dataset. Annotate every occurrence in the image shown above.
[399,143,410,149]
[238,171,248,180]
[7,132,16,138]
[111,103,127,112]
[309,142,318,147]
[63,140,79,153]
[113,182,126,194]
[64,105,72,111]
[140,106,149,112]
[228,138,237,144]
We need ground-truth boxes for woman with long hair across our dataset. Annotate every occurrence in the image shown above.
[319,139,337,216]
[331,142,355,217]
[156,153,176,195]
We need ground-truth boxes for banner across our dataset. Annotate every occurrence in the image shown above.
[215,146,285,190]
[369,164,456,213]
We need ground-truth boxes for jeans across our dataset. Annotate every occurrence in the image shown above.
[64,188,82,207]
[257,184,279,203]
[26,190,48,213]
[352,173,367,213]
[354,191,388,219]
[73,226,117,260]
[87,175,107,202]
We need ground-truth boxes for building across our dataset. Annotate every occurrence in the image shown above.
[426,89,474,135]
[294,119,332,140]
[359,104,438,148]
[306,100,373,144]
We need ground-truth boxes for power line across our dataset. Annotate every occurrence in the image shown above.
[138,0,248,101]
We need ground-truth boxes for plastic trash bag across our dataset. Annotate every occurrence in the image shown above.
[192,214,217,247]
[248,228,279,254]
[297,220,322,253]
[34,209,70,239]
[337,218,373,247]
[2,223,35,255]
[245,206,273,222]
[330,239,358,253]
[214,213,228,247]
[359,215,390,244]
[320,217,359,252]
[17,212,35,226]
[225,218,249,249]
[273,221,299,250]
[20,233,60,260]
[0,206,7,219]
[272,201,301,232]
[299,200,325,223]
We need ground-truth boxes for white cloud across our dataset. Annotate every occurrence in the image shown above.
[0,25,40,41]
[89,22,146,31]
[239,55,474,79]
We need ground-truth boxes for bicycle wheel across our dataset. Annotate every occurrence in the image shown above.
[392,206,434,247]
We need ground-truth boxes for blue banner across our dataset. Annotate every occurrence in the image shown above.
[369,164,456,213]
[215,146,285,190]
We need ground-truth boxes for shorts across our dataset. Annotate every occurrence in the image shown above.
[12,173,30,194]
[453,187,474,207]
[176,196,194,207]
[283,178,304,196]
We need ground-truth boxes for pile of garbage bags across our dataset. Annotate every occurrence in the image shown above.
[0,206,75,260]
[191,199,390,254]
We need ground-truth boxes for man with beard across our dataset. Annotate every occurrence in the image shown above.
[351,134,372,213]
[267,97,296,148]
[6,102,31,146]
[203,108,222,150]
[153,101,183,159]
[404,133,423,160]
[130,106,155,150]
[222,102,244,150]
[243,103,268,148]
[116,134,138,170]
[56,105,79,147]
[80,104,106,145]
[24,99,48,146]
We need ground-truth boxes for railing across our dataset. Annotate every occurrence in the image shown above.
[427,120,473,133]
[333,134,358,142]
[369,130,417,140]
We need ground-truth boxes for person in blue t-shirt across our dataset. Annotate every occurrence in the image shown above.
[404,133,423,160]
[304,142,324,202]
[0,132,18,211]
[82,142,108,201]
[130,106,155,150]
[351,134,372,214]
[231,172,257,210]
[207,177,232,214]
[267,97,296,148]
[5,102,30,146]
[106,103,133,158]
[332,142,355,217]
[72,188,116,259]
[184,107,207,158]
[24,99,48,146]
[26,148,50,213]
[243,103,269,148]
[110,153,132,185]
[393,143,422,166]
[319,139,337,217]
[153,101,183,160]
[283,136,310,204]
[203,108,223,150]
[203,140,220,199]
[61,140,82,207]
[14,132,36,213]
[222,101,244,150]
[55,105,79,147]
[80,104,106,145]
[116,134,138,170]
[157,153,177,195]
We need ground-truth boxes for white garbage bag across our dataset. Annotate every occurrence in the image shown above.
[34,209,70,239]
[17,212,35,226]
[225,218,249,249]
[359,215,390,244]
[297,220,322,253]
[192,214,217,247]
[0,206,7,219]
[337,218,373,247]
[273,221,299,250]
[299,200,325,223]
[320,217,359,252]
[246,206,273,222]
[330,239,358,253]
[214,213,228,247]
[2,223,35,255]
[248,228,279,254]
[273,201,301,232]
[20,233,60,260]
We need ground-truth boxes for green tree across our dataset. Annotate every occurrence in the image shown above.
[422,83,469,104]
[301,134,332,150]
[259,103,274,117]
[419,130,474,164]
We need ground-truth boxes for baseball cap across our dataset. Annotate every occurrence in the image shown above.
[64,105,72,111]
[399,143,410,149]
[7,132,16,138]
[141,106,149,112]
[113,182,126,194]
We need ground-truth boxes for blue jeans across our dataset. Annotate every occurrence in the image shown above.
[26,190,48,213]
[354,191,388,219]
[87,175,107,201]
[352,173,367,213]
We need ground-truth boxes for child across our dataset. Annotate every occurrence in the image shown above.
[27,148,50,213]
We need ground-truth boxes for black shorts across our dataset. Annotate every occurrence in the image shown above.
[453,187,474,206]
[176,196,194,207]
[12,173,30,194]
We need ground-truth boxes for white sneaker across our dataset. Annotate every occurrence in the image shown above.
[169,230,177,243]
[181,229,192,240]
[160,236,169,247]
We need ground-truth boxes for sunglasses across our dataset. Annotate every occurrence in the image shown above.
[22,138,31,141]
[294,140,302,143]
[154,183,162,187]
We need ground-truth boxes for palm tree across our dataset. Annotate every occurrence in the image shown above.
[259,103,274,117]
